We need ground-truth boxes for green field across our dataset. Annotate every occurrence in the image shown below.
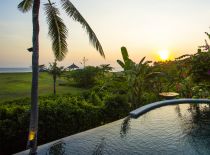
[0,72,86,102]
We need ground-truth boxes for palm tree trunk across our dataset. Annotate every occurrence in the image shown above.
[53,76,56,95]
[27,0,40,154]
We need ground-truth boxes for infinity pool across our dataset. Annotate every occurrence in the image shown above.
[17,104,210,155]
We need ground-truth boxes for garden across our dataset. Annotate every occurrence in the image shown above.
[1,44,210,154]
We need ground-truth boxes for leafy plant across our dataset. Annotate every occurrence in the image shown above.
[117,47,161,108]
[103,94,130,122]
[175,77,194,98]
[70,66,102,88]
[190,50,210,82]
[192,85,210,98]
[99,64,113,74]
[117,47,135,70]
[48,60,65,95]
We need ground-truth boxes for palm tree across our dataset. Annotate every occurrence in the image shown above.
[99,64,113,73]
[48,60,65,95]
[18,0,105,154]
[38,64,47,72]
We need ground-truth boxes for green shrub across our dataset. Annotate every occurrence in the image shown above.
[190,51,210,82]
[0,93,134,154]
[0,95,103,154]
[38,97,103,143]
[192,85,210,98]
[88,91,103,106]
[70,66,102,88]
[103,94,130,122]
[141,92,159,106]
[0,104,29,154]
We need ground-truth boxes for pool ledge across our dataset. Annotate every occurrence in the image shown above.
[130,98,210,118]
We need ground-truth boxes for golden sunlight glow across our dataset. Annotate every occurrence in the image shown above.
[158,49,170,61]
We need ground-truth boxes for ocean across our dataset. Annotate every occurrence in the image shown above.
[0,68,32,73]
[0,67,122,73]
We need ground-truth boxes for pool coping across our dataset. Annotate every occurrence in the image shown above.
[130,98,210,118]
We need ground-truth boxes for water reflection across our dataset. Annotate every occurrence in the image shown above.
[92,137,106,155]
[46,141,66,155]
[175,104,210,154]
[120,116,131,138]
[175,105,182,118]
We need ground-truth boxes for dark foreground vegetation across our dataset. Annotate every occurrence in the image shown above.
[1,42,210,154]
[0,94,129,154]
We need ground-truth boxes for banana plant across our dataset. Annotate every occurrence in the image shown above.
[117,47,162,108]
[117,46,135,71]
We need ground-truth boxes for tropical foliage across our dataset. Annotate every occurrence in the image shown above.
[0,94,129,154]
[17,0,105,153]
[117,47,161,108]
[3,21,210,154]
[48,60,65,95]
[18,0,104,60]
[69,66,102,88]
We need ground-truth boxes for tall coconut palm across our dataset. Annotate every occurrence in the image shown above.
[18,0,105,154]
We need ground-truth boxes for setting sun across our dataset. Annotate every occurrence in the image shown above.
[158,49,170,61]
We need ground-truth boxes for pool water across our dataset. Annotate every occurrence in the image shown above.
[17,104,210,155]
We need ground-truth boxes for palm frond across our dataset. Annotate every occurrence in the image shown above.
[44,3,68,61]
[61,0,105,58]
[18,0,33,13]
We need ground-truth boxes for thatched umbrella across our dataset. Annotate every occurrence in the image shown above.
[67,63,79,70]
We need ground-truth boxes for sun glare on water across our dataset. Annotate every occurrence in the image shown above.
[158,49,170,61]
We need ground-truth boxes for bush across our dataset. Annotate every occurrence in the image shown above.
[141,92,159,106]
[0,93,133,154]
[0,95,103,154]
[0,104,29,155]
[70,66,102,88]
[191,51,210,82]
[88,91,103,106]
[192,85,210,98]
[103,94,130,122]
[38,97,103,142]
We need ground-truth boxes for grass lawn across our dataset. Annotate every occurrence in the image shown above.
[0,72,87,102]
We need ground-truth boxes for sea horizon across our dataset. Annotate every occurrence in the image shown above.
[0,67,122,73]
[0,67,32,73]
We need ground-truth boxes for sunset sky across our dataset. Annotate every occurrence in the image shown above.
[1,0,210,69]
